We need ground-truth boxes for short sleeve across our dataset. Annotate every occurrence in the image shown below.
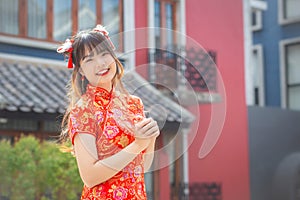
[69,105,96,145]
[129,95,145,119]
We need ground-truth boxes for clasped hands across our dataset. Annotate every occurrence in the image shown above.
[133,118,160,148]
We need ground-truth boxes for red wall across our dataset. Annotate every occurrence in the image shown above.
[135,0,148,79]
[186,1,250,200]
[135,0,250,199]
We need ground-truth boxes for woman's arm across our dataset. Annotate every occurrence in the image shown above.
[74,118,158,188]
[140,118,159,172]
[74,133,149,188]
[144,137,156,172]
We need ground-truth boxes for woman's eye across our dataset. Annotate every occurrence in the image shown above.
[102,52,109,56]
[85,58,93,63]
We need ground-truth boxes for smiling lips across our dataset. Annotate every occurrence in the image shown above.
[96,68,110,76]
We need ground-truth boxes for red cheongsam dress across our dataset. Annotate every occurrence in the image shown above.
[69,84,147,200]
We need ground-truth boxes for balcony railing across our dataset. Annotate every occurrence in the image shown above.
[152,46,221,104]
[171,182,222,200]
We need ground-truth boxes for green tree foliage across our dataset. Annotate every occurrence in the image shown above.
[0,139,13,197]
[0,135,83,200]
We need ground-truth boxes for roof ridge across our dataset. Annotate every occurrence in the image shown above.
[0,53,66,70]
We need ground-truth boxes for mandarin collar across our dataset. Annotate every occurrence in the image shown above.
[86,84,114,108]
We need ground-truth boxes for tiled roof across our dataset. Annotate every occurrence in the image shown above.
[0,57,194,124]
[123,71,194,123]
[0,59,69,114]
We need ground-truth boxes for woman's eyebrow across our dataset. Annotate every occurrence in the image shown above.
[82,51,94,61]
[99,50,109,55]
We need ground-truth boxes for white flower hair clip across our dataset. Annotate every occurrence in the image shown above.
[93,25,109,36]
[57,39,73,54]
[93,24,115,50]
[57,39,74,68]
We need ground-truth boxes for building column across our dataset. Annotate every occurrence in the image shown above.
[123,0,136,70]
[178,0,189,199]
[148,0,156,83]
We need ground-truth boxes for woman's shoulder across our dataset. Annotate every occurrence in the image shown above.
[126,95,144,114]
[71,95,94,114]
[115,91,143,106]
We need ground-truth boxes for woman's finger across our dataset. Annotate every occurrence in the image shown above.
[135,118,151,129]
[134,118,160,140]
[135,124,159,138]
[145,124,160,136]
[140,120,157,133]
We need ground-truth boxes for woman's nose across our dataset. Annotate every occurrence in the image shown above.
[96,58,106,67]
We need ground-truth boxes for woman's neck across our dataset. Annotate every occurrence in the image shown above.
[97,82,112,92]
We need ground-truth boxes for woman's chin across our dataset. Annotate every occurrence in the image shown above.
[96,79,113,88]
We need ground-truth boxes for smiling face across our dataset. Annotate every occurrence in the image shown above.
[70,30,124,93]
[79,48,117,90]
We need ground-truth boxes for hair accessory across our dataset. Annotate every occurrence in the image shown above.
[57,39,74,69]
[93,24,115,50]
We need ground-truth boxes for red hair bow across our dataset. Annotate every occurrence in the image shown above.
[57,39,74,69]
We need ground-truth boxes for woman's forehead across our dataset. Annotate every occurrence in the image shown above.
[83,45,106,56]
[80,46,109,62]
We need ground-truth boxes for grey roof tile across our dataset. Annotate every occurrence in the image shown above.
[0,58,194,124]
[123,71,194,123]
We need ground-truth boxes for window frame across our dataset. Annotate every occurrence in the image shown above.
[154,0,177,48]
[0,0,124,51]
[251,44,265,106]
[279,37,300,109]
[251,9,263,32]
[278,0,300,25]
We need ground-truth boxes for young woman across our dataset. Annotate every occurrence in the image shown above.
[57,25,159,199]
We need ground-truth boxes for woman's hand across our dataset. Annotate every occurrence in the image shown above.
[133,118,160,148]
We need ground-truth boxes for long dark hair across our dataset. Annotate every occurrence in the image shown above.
[59,29,128,142]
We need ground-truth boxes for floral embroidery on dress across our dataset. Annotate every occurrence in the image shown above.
[134,165,143,177]
[112,108,122,118]
[111,186,128,200]
[103,125,119,139]
[95,111,104,124]
[69,84,147,200]
[117,135,130,148]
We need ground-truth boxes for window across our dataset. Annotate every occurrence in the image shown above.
[78,0,97,31]
[153,0,178,90]
[165,3,174,48]
[251,45,265,106]
[154,0,177,49]
[0,0,124,51]
[43,120,60,133]
[53,0,72,41]
[280,38,300,110]
[283,0,300,19]
[154,1,161,48]
[279,0,300,25]
[28,0,47,39]
[102,0,122,51]
[0,118,38,131]
[251,9,263,31]
[286,43,300,110]
[0,0,19,35]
